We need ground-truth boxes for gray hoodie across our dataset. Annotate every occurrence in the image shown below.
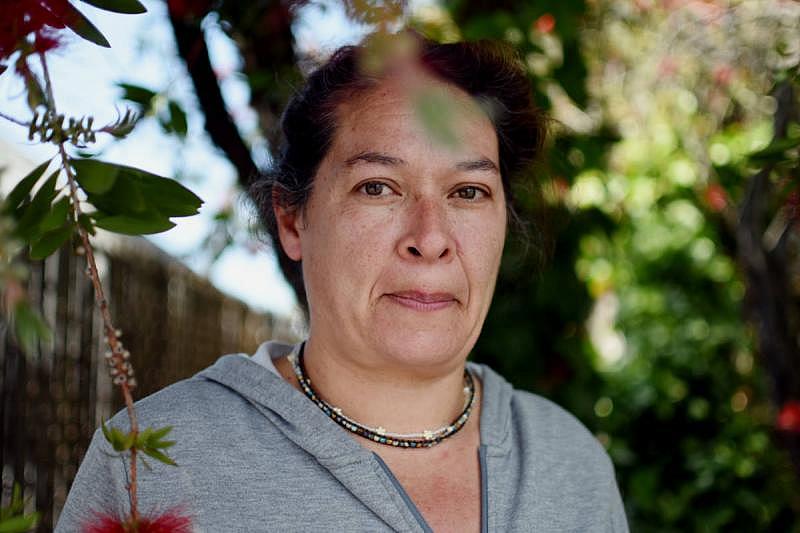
[56,341,628,532]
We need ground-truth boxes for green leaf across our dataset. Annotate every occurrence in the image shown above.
[147,425,173,444]
[126,168,203,217]
[749,137,800,163]
[79,0,146,14]
[108,427,130,451]
[117,83,157,108]
[4,160,50,214]
[94,213,175,235]
[72,159,120,194]
[76,161,202,220]
[101,421,113,444]
[56,3,111,48]
[15,172,59,241]
[12,301,51,354]
[150,439,176,449]
[167,101,188,137]
[141,447,177,466]
[0,514,39,533]
[38,196,70,233]
[121,430,136,451]
[29,223,74,260]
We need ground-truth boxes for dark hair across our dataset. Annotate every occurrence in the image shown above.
[251,31,547,312]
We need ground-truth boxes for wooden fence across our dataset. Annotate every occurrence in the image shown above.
[0,236,294,531]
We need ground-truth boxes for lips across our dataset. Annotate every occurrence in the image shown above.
[386,290,457,311]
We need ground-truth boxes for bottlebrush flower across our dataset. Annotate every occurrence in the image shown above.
[777,401,800,433]
[83,509,193,533]
[0,0,72,61]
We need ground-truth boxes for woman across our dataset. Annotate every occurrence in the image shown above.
[58,33,627,532]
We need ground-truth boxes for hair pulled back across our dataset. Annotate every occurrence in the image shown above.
[251,31,547,312]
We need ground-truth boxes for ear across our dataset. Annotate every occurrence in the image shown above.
[273,196,303,261]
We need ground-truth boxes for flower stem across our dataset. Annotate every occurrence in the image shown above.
[39,51,141,526]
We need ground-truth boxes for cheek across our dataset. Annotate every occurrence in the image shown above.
[456,212,506,279]
[303,203,398,291]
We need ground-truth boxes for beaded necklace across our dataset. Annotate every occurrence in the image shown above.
[288,344,476,449]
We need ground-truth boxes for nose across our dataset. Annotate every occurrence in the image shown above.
[397,198,455,263]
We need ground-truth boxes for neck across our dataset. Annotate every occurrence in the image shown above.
[301,336,471,434]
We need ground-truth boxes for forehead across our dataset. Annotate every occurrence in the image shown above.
[329,69,499,164]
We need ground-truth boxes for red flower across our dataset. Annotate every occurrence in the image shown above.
[533,13,556,34]
[712,64,734,86]
[777,401,800,433]
[704,183,727,212]
[0,0,73,61]
[83,509,192,533]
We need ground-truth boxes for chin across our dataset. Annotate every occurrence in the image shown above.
[368,324,475,374]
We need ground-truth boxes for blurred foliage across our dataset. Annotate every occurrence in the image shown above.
[411,0,800,530]
[0,483,38,532]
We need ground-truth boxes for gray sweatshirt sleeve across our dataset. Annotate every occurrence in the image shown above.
[55,429,132,532]
[608,467,629,532]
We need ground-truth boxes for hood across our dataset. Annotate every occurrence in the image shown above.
[198,340,515,463]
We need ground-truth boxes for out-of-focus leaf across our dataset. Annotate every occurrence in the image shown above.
[0,514,39,533]
[117,83,157,108]
[56,3,110,47]
[748,137,800,163]
[72,158,120,194]
[79,0,146,14]
[414,90,460,149]
[11,300,51,354]
[29,222,74,260]
[167,100,188,137]
[94,213,175,235]
[15,172,59,240]
[24,73,46,111]
[38,196,70,233]
[4,160,50,214]
[0,482,38,532]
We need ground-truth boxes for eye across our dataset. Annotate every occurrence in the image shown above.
[453,186,488,201]
[358,181,394,197]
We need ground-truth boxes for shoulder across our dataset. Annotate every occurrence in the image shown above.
[106,354,263,433]
[508,387,614,475]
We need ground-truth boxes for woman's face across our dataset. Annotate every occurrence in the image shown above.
[276,69,506,375]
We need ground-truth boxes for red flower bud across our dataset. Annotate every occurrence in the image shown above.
[777,401,800,433]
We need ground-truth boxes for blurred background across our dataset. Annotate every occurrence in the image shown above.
[1,0,799,531]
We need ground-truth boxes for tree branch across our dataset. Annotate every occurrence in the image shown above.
[167,7,259,188]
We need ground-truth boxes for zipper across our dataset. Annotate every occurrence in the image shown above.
[478,444,489,533]
[373,453,435,533]
[373,448,490,533]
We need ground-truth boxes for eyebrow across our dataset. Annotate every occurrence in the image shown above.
[344,151,407,167]
[344,151,500,174]
[455,157,500,174]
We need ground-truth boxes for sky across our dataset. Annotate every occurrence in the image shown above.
[0,0,371,319]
